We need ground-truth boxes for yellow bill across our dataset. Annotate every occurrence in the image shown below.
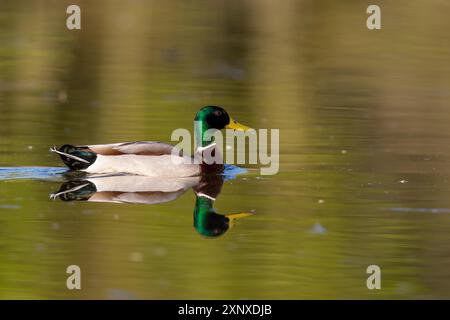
[226,117,253,132]
[225,212,254,227]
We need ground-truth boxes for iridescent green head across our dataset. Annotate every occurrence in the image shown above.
[194,106,252,147]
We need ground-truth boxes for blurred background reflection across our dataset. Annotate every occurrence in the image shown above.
[1,0,450,298]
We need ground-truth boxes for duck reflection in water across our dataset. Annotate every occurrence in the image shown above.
[50,171,253,237]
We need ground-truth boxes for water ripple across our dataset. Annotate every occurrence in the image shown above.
[0,167,67,181]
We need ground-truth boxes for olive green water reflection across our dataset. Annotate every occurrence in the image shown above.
[2,0,450,299]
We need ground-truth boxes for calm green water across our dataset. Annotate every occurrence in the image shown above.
[1,0,450,299]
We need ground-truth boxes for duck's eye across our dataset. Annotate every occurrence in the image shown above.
[214,110,222,117]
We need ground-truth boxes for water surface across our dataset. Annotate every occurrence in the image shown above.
[1,0,450,299]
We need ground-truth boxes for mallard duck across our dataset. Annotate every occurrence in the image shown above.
[192,173,253,237]
[50,106,252,177]
[51,173,253,237]
[50,174,201,204]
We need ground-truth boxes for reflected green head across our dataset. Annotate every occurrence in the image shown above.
[193,196,229,238]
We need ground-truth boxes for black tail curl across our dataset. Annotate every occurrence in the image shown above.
[56,144,97,170]
[51,180,97,201]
